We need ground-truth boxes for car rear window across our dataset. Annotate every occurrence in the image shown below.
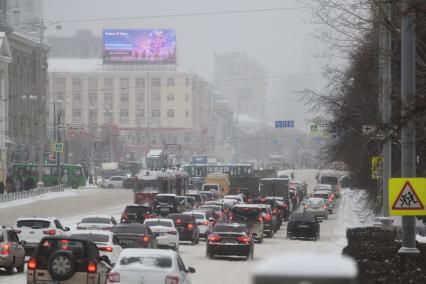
[70,234,109,243]
[17,220,51,229]
[125,206,149,214]
[112,225,145,234]
[200,205,221,211]
[81,217,110,224]
[145,220,173,227]
[187,214,204,220]
[232,207,261,222]
[213,225,245,233]
[309,199,325,206]
[291,213,315,222]
[320,176,338,185]
[314,194,329,200]
[202,185,218,191]
[155,196,176,204]
[167,214,193,222]
[186,195,201,202]
[119,256,172,269]
[37,239,86,258]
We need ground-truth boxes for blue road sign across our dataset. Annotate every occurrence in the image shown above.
[275,120,295,128]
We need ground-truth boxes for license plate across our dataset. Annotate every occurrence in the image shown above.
[298,225,309,228]
[160,208,170,212]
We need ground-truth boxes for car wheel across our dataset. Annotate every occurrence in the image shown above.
[108,184,114,189]
[16,260,25,273]
[250,246,254,260]
[206,248,213,259]
[266,231,273,238]
[6,259,14,275]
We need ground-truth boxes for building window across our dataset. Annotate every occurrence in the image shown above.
[151,78,161,87]
[88,93,97,107]
[88,78,97,91]
[185,93,189,102]
[136,110,145,118]
[136,93,145,105]
[167,78,174,86]
[167,93,174,101]
[72,78,82,90]
[167,109,174,117]
[72,109,81,122]
[104,78,113,90]
[136,78,145,89]
[104,111,113,120]
[56,92,65,102]
[88,110,97,124]
[185,110,189,118]
[73,93,81,107]
[120,109,129,122]
[152,93,161,102]
[120,78,129,91]
[185,78,190,86]
[56,78,65,89]
[152,109,161,118]
[104,93,113,110]
[121,93,129,103]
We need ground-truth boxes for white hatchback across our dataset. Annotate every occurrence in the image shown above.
[76,215,118,231]
[102,176,127,188]
[144,219,179,251]
[69,230,123,265]
[107,249,195,284]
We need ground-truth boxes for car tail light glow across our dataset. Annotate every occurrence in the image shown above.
[108,272,120,283]
[165,275,179,284]
[237,236,250,244]
[263,214,271,221]
[176,219,182,224]
[143,235,150,243]
[167,230,177,235]
[43,229,56,235]
[207,234,221,242]
[99,246,113,252]
[121,213,129,220]
[323,205,327,209]
[1,244,10,255]
[87,261,97,273]
[28,257,37,270]
[187,224,194,231]
[258,215,263,222]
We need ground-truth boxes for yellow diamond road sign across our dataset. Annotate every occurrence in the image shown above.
[389,178,426,216]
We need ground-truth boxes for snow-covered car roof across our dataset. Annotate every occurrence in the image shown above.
[16,217,57,221]
[69,230,113,236]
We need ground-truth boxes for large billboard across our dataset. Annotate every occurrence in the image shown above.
[103,29,176,64]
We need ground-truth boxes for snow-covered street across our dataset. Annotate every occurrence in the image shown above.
[0,170,361,284]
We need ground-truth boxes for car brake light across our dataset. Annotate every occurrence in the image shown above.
[1,244,10,255]
[187,224,194,231]
[28,257,37,270]
[143,236,150,242]
[304,204,308,209]
[237,236,250,244]
[258,215,263,222]
[323,205,327,209]
[202,220,209,225]
[263,214,271,221]
[165,275,179,284]
[99,246,113,252]
[176,219,182,224]
[108,272,120,283]
[87,261,97,273]
[43,229,56,235]
[207,235,221,242]
[167,230,177,235]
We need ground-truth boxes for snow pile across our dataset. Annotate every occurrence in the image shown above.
[0,190,76,209]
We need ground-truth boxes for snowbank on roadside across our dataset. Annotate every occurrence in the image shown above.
[0,190,76,209]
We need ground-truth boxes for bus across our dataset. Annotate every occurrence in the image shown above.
[183,163,254,178]
[10,163,86,189]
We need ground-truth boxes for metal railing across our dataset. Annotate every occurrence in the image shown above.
[0,185,65,203]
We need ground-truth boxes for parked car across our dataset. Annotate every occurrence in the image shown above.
[68,230,123,265]
[76,215,118,231]
[107,249,195,284]
[287,212,321,241]
[206,223,254,260]
[0,226,25,274]
[101,176,127,188]
[166,213,199,245]
[14,217,70,256]
[183,211,213,238]
[305,198,329,219]
[230,204,264,243]
[27,236,111,284]
[144,218,180,251]
[120,204,155,223]
[112,223,158,249]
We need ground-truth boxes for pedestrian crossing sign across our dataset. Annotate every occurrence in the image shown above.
[389,178,426,216]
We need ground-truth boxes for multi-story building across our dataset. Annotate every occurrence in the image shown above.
[214,52,266,119]
[5,0,44,34]
[47,59,217,167]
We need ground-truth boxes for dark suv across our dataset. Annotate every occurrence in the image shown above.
[166,213,199,245]
[27,236,110,284]
[120,204,154,223]
[0,227,25,275]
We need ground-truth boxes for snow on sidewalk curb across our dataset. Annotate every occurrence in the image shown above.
[0,190,77,209]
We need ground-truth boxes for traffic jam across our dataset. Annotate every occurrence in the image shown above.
[0,165,346,284]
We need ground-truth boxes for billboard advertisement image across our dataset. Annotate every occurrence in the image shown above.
[103,29,176,64]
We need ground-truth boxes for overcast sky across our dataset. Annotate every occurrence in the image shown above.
[44,0,330,131]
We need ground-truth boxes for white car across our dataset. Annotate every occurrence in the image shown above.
[76,215,118,231]
[144,219,179,251]
[183,211,212,238]
[107,249,195,284]
[69,230,123,265]
[102,176,127,188]
[223,194,245,203]
[14,217,70,255]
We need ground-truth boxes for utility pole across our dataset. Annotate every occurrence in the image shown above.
[399,0,419,255]
[378,1,392,217]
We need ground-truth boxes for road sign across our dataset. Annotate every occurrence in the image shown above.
[50,140,57,150]
[53,143,64,153]
[371,156,382,180]
[389,178,426,216]
[275,120,295,128]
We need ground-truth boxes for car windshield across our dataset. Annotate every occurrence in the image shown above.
[202,185,218,191]
[213,225,245,233]
[119,256,172,269]
[70,234,109,243]
[80,217,110,224]
[112,225,145,234]
[320,176,338,186]
[126,206,150,214]
[17,220,50,229]
[37,239,86,258]
[145,220,173,227]
[232,207,261,222]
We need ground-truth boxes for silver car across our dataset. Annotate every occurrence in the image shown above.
[304,198,329,219]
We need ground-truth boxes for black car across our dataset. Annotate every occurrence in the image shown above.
[287,212,321,241]
[111,223,157,248]
[166,213,199,245]
[206,223,254,260]
[27,236,110,284]
[120,204,154,223]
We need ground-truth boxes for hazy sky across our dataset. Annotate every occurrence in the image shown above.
[44,0,329,131]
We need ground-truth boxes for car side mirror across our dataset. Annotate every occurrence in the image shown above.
[100,255,111,265]
[64,227,70,232]
[187,267,196,273]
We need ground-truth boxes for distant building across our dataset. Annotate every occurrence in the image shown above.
[214,52,266,119]
[47,30,102,58]
[5,0,44,35]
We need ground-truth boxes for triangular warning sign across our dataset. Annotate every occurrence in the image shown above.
[392,181,424,210]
